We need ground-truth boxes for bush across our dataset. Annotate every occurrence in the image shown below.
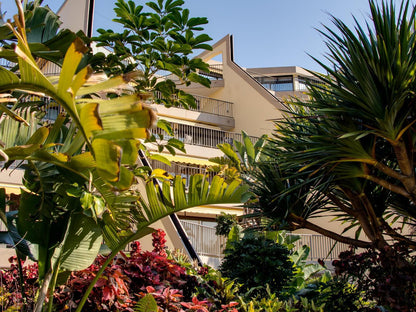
[332,243,416,312]
[0,257,38,311]
[220,235,294,297]
[1,229,233,311]
[240,288,325,312]
[215,213,238,236]
[297,277,380,312]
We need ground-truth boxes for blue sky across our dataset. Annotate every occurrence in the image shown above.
[2,0,414,72]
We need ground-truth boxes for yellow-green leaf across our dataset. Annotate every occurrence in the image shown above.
[78,94,145,115]
[3,144,41,159]
[69,153,96,170]
[26,126,49,145]
[58,38,88,98]
[92,138,121,182]
[150,168,173,180]
[0,67,19,88]
[77,72,139,96]
[118,139,139,165]
[71,65,92,96]
[149,154,171,166]
[93,128,148,140]
[100,109,153,131]
[79,102,103,139]
[109,166,134,191]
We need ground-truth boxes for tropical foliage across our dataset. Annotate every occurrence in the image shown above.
[93,0,212,108]
[220,233,294,297]
[247,0,416,251]
[209,131,268,183]
[333,243,416,311]
[0,1,249,311]
[0,230,240,311]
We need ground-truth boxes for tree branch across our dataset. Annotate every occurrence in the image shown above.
[289,213,373,249]
[325,192,358,217]
[351,157,405,181]
[363,174,415,201]
[380,219,416,250]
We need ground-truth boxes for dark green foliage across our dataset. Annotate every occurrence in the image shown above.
[333,244,416,311]
[297,278,376,312]
[93,0,212,109]
[246,0,416,252]
[215,212,238,236]
[220,235,294,297]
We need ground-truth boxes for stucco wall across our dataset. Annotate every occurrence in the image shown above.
[195,36,285,138]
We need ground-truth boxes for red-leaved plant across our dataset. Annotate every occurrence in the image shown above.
[1,230,239,311]
[333,243,416,312]
[0,256,38,311]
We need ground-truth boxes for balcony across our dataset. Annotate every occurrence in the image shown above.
[180,220,352,268]
[155,92,233,118]
[158,64,225,97]
[149,159,216,188]
[199,64,223,80]
[153,92,235,130]
[150,121,258,149]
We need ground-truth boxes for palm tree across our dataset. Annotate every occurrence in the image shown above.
[253,0,416,251]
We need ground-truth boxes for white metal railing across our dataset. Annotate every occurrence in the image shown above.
[181,221,227,258]
[180,221,351,262]
[290,233,350,261]
[199,64,223,80]
[149,159,216,188]
[155,92,233,118]
[159,64,223,82]
[0,59,16,70]
[150,121,258,149]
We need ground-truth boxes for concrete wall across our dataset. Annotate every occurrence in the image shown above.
[194,35,285,138]
[57,0,92,35]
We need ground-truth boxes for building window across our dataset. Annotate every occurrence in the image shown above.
[256,76,294,92]
[297,77,321,91]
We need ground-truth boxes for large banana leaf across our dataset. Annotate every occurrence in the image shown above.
[102,174,250,250]
[0,13,153,189]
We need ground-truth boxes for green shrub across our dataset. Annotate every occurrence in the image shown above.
[215,213,238,236]
[220,235,294,297]
[240,289,325,312]
[297,278,377,312]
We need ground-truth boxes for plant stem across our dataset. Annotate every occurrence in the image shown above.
[16,252,26,304]
[34,268,53,312]
[47,260,61,312]
[74,250,117,312]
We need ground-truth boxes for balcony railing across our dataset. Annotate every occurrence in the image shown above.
[0,59,16,70]
[19,96,65,121]
[181,221,226,258]
[150,121,258,149]
[181,221,352,264]
[290,233,350,261]
[198,64,223,80]
[158,64,224,82]
[155,92,233,118]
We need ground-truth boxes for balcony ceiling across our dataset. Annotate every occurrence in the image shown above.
[180,80,224,97]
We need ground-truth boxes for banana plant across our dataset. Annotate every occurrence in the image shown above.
[0,2,250,311]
